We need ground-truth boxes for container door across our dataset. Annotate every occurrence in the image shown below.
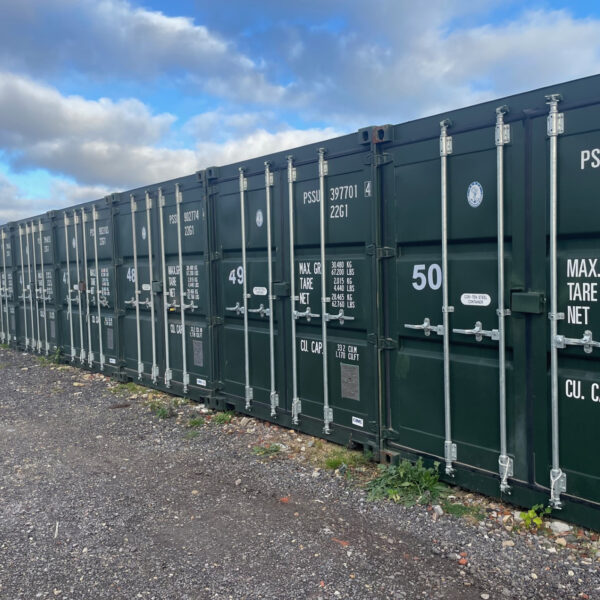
[0,226,16,348]
[116,193,161,385]
[156,180,213,397]
[36,216,59,354]
[382,116,527,483]
[80,203,118,372]
[216,166,286,416]
[289,147,378,439]
[532,98,600,506]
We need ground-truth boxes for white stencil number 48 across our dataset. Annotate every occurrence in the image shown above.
[412,264,442,291]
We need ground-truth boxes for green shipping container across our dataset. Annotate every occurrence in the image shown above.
[1,74,599,529]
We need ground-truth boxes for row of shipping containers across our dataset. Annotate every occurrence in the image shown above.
[1,75,599,529]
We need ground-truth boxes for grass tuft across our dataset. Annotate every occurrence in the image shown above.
[212,411,234,425]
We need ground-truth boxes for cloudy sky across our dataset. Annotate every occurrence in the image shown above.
[0,0,599,222]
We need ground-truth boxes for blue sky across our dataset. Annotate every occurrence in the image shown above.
[0,0,599,221]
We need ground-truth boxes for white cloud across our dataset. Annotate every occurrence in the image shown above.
[0,72,196,187]
[194,127,342,168]
[0,0,286,104]
[0,174,111,224]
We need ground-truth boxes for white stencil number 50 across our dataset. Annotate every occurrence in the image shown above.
[411,264,442,291]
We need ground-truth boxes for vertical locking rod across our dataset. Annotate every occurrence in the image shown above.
[73,212,85,363]
[25,225,35,351]
[495,106,513,492]
[547,93,566,508]
[0,231,4,344]
[265,162,279,416]
[288,156,301,424]
[145,192,159,383]
[0,230,7,343]
[63,214,75,360]
[81,209,94,366]
[30,223,41,352]
[131,195,143,379]
[239,168,252,409]
[158,188,172,387]
[175,184,189,393]
[318,148,332,434]
[92,206,105,371]
[18,226,29,350]
[38,221,49,354]
[440,119,456,475]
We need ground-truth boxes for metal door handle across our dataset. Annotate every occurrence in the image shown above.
[453,321,499,342]
[324,309,354,324]
[404,318,444,336]
[125,297,137,306]
[294,306,320,321]
[225,301,245,315]
[247,303,269,317]
[98,295,109,308]
[554,330,600,354]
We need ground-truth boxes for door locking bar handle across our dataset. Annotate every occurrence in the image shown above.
[324,309,355,324]
[404,318,444,336]
[124,297,138,306]
[294,306,320,321]
[247,303,270,317]
[554,330,600,354]
[98,294,109,308]
[225,301,245,315]
[453,321,499,342]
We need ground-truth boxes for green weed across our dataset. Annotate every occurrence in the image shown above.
[520,504,552,530]
[184,430,200,440]
[212,411,234,425]
[366,458,448,506]
[252,443,281,457]
[148,400,176,419]
[187,416,206,428]
[442,500,486,521]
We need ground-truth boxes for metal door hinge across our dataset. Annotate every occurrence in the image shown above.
[374,152,392,166]
[377,246,396,259]
[211,316,224,326]
[378,337,397,350]
[210,251,221,261]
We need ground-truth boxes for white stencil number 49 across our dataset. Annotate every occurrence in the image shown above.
[228,266,244,285]
[412,264,442,291]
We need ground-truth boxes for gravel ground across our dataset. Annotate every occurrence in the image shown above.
[0,348,598,600]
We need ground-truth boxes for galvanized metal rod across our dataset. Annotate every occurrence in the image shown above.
[81,209,93,366]
[92,207,104,371]
[38,221,49,354]
[287,156,301,424]
[63,214,75,360]
[265,162,278,417]
[1,231,10,343]
[0,231,4,344]
[25,225,35,351]
[440,119,455,475]
[239,168,252,409]
[547,94,565,508]
[73,212,85,363]
[318,148,331,434]
[495,106,512,493]
[145,192,159,383]
[158,188,172,387]
[130,196,143,379]
[175,184,189,394]
[30,223,41,352]
[18,226,29,350]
